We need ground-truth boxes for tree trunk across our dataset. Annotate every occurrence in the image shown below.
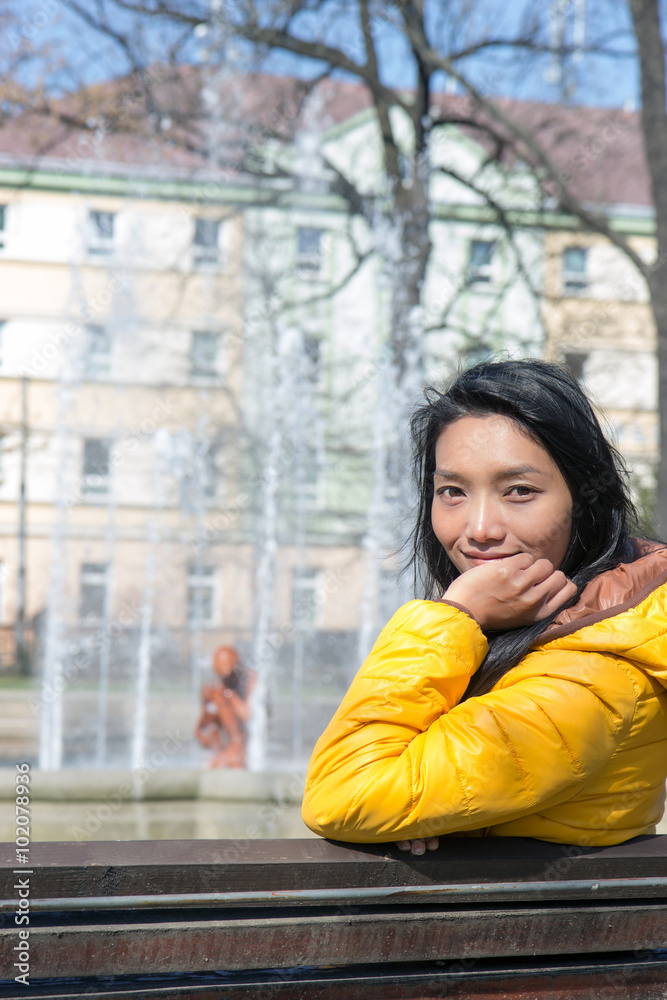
[389,104,433,388]
[647,273,667,535]
[630,0,667,535]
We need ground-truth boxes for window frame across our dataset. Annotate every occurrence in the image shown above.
[79,562,109,622]
[84,326,112,379]
[82,437,111,499]
[87,210,116,257]
[292,566,321,628]
[292,443,323,510]
[192,217,222,267]
[190,331,220,380]
[562,246,589,296]
[467,239,495,285]
[187,563,217,626]
[296,227,326,275]
[302,335,321,384]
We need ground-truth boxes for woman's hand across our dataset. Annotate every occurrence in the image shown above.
[396,837,440,855]
[443,552,577,631]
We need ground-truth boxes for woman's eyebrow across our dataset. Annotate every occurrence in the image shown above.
[433,469,464,481]
[498,465,544,479]
[433,464,544,481]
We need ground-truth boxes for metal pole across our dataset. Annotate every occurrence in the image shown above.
[5,875,667,912]
[15,375,28,674]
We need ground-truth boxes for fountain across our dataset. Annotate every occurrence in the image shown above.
[3,38,556,849]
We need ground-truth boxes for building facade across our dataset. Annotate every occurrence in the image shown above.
[0,82,658,769]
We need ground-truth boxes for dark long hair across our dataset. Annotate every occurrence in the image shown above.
[409,359,641,699]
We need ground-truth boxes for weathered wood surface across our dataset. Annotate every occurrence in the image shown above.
[2,956,667,1000]
[1,835,667,899]
[7,903,667,978]
[1,837,667,997]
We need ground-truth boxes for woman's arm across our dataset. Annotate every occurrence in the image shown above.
[302,600,632,843]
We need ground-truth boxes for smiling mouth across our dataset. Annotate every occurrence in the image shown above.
[464,553,516,561]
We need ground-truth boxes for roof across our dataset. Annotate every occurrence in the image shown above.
[0,69,651,210]
[433,93,651,209]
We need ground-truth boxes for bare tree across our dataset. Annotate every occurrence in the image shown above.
[30,3,550,382]
[629,0,667,530]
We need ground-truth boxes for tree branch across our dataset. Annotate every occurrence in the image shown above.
[359,0,400,183]
[406,31,650,279]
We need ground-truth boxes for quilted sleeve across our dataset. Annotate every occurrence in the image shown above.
[301,601,634,843]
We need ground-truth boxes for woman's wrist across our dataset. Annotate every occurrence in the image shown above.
[436,597,482,628]
[442,579,482,624]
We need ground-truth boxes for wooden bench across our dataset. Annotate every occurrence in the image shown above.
[1,836,667,997]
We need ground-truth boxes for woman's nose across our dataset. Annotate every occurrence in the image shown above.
[466,497,505,544]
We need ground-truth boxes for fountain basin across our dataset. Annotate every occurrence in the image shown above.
[0,767,313,841]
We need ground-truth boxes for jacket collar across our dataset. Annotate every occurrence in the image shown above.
[537,540,667,644]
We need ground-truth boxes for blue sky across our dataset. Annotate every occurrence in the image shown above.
[8,0,642,110]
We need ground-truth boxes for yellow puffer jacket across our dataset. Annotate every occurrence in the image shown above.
[302,543,667,846]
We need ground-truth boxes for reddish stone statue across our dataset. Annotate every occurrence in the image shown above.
[195,646,256,768]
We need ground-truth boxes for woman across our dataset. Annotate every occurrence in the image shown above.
[195,646,256,768]
[302,359,667,852]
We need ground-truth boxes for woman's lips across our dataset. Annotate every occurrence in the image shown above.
[464,553,517,564]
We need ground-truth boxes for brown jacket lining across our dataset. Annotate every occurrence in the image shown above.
[534,564,667,645]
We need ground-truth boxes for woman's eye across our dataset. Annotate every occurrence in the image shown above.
[436,486,464,498]
[507,485,535,498]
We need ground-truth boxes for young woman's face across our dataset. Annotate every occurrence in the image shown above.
[431,414,573,575]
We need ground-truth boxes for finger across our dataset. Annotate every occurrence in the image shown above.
[512,557,556,587]
[485,556,553,596]
[425,836,440,851]
[538,578,578,618]
[410,839,426,855]
[522,575,576,620]
[503,551,536,570]
[520,568,568,604]
[396,840,411,851]
[536,571,576,605]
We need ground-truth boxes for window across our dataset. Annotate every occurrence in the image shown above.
[187,564,216,625]
[563,351,588,381]
[190,332,219,378]
[203,443,220,501]
[193,217,221,266]
[292,567,320,627]
[84,326,112,378]
[87,210,115,256]
[296,445,321,507]
[562,246,588,294]
[182,438,220,505]
[467,240,495,284]
[0,205,6,250]
[302,336,321,383]
[82,438,111,497]
[79,563,108,621]
[296,227,325,273]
